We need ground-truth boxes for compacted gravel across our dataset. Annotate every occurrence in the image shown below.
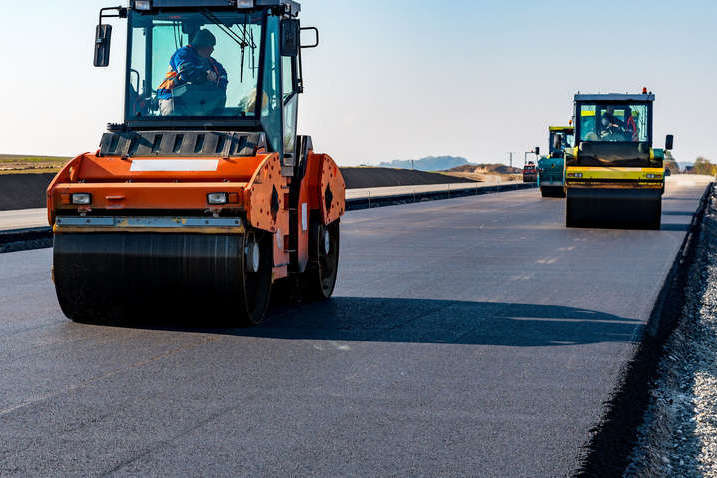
[626,189,717,477]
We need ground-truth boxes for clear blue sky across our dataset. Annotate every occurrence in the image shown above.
[0,1,715,166]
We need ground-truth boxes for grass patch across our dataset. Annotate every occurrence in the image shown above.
[0,154,70,163]
[0,154,70,175]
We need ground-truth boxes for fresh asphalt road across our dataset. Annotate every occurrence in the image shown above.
[0,208,46,232]
[0,176,711,476]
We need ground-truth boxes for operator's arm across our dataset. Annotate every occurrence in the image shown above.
[174,49,208,84]
[212,59,229,90]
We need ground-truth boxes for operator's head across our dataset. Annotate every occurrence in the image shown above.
[192,30,216,58]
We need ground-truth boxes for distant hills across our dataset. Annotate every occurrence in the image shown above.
[378,156,470,171]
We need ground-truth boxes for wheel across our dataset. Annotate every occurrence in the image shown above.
[565,196,583,228]
[301,219,340,300]
[541,186,566,198]
[237,230,274,326]
[646,198,662,230]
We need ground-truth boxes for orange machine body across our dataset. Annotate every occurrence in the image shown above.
[47,150,345,280]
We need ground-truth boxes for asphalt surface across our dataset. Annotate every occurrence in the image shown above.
[0,176,711,476]
[0,208,46,232]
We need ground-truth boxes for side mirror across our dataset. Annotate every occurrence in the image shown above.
[94,24,112,67]
[280,19,300,57]
[534,147,540,156]
[665,134,674,151]
[552,134,562,151]
[300,27,320,49]
[664,168,672,176]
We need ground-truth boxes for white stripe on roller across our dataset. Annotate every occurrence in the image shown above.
[301,203,308,231]
[130,159,219,172]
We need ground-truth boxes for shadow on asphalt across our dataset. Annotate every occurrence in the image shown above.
[100,298,641,347]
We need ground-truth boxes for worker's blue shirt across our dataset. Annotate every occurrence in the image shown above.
[157,45,228,100]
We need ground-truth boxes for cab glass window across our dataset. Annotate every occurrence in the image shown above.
[260,16,282,154]
[579,103,649,143]
[127,10,263,119]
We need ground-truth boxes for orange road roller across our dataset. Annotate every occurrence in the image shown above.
[47,0,345,325]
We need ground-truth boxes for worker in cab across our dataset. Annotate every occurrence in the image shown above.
[157,30,228,116]
[599,114,617,139]
[599,110,628,140]
[625,110,639,141]
[603,106,625,129]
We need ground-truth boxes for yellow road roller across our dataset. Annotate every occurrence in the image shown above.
[565,90,673,229]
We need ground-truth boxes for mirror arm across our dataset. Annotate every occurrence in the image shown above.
[99,6,127,26]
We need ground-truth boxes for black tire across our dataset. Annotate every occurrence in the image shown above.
[236,230,274,326]
[301,219,340,301]
[565,197,578,228]
[542,186,567,198]
[647,199,662,230]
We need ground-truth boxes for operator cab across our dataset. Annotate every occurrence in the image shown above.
[575,94,653,146]
[94,0,317,164]
[548,127,574,158]
[572,93,671,168]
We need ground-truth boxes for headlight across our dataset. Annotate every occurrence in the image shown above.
[646,173,661,179]
[71,193,92,205]
[237,0,254,8]
[207,193,228,205]
[134,0,151,10]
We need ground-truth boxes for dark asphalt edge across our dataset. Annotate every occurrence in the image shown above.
[0,183,536,254]
[0,227,53,254]
[574,182,715,478]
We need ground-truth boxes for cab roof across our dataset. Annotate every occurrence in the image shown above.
[574,93,655,102]
[549,126,574,132]
[132,0,301,15]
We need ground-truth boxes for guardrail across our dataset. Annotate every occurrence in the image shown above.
[346,182,535,211]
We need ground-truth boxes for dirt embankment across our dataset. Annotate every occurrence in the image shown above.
[449,163,522,175]
[442,163,522,184]
[0,174,55,211]
[337,167,477,189]
[0,168,478,211]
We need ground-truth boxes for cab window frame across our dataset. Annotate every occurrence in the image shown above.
[123,9,268,129]
[575,100,653,145]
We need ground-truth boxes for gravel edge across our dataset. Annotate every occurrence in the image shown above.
[625,187,717,477]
